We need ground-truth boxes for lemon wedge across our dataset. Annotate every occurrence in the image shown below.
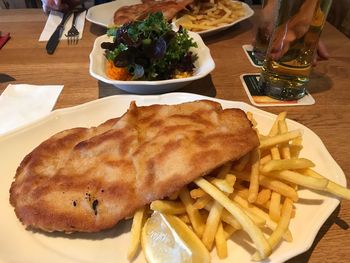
[141,211,211,263]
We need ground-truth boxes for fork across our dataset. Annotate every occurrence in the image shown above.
[65,11,80,45]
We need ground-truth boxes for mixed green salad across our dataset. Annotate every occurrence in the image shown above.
[101,12,198,81]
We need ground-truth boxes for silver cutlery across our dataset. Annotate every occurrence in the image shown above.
[46,11,73,54]
[65,10,81,45]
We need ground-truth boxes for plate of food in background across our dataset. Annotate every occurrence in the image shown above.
[86,0,254,36]
[86,0,195,27]
[89,12,215,94]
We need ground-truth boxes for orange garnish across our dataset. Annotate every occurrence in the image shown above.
[106,61,132,80]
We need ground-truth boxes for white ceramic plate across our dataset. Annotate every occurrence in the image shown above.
[0,93,346,263]
[86,0,140,27]
[89,32,215,94]
[86,0,254,36]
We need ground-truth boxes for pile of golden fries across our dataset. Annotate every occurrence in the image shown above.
[127,111,350,261]
[174,0,246,32]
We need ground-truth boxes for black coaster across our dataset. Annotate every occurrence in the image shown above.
[240,74,315,107]
[242,44,264,67]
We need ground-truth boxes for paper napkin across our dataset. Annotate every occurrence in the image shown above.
[0,84,63,135]
[39,10,86,42]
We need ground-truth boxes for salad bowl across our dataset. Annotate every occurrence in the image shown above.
[89,32,215,94]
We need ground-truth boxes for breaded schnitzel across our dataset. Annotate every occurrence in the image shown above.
[114,0,194,25]
[10,100,259,233]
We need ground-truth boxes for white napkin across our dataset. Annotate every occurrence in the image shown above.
[0,84,63,135]
[39,10,86,42]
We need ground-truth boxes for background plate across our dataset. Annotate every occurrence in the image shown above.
[86,0,254,36]
[86,0,139,27]
[0,93,346,263]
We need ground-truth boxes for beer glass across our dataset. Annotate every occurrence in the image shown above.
[252,0,278,62]
[259,0,333,100]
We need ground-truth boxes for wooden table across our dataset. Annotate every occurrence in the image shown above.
[1,8,349,263]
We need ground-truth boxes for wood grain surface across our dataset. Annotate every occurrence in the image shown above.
[0,7,349,263]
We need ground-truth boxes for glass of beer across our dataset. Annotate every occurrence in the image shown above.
[259,0,333,100]
[252,0,278,62]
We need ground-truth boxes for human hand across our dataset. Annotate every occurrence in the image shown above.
[270,27,329,66]
[269,1,318,60]
[312,41,329,65]
[268,0,329,66]
[41,0,82,13]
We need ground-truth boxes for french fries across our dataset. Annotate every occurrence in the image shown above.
[303,168,350,200]
[256,188,271,205]
[268,170,329,190]
[259,130,302,149]
[261,158,315,173]
[269,191,281,221]
[179,187,206,238]
[202,200,224,250]
[193,194,212,209]
[150,200,186,214]
[235,172,299,202]
[195,177,272,259]
[174,0,246,32]
[127,207,146,261]
[248,147,260,203]
[126,111,350,262]
[252,198,294,261]
[215,222,228,259]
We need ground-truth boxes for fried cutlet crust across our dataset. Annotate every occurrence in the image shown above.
[10,100,259,233]
[113,0,194,25]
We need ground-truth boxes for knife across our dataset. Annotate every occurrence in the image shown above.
[0,73,16,83]
[46,11,73,55]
